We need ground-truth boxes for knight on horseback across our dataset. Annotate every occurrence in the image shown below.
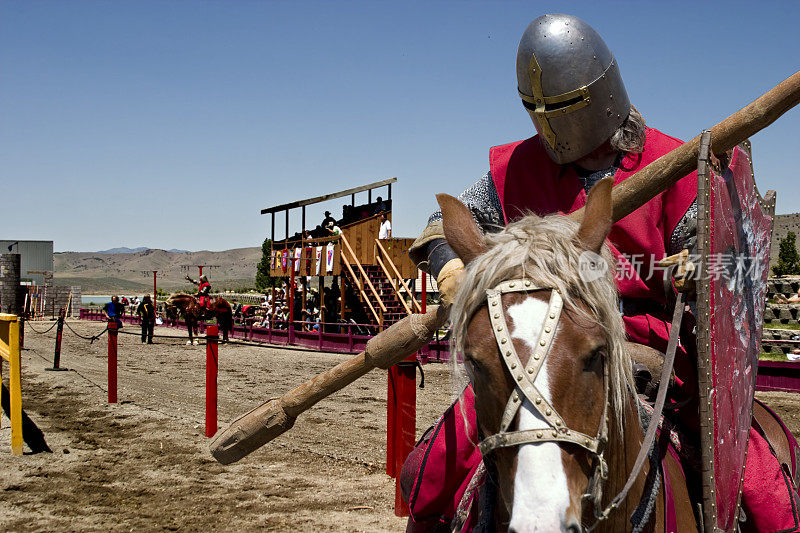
[403,13,799,532]
[186,274,212,316]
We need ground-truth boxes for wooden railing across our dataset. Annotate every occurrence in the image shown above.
[340,234,387,324]
[374,239,421,315]
[0,314,22,455]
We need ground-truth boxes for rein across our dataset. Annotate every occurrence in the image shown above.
[475,278,684,531]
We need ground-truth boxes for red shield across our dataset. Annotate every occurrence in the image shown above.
[696,133,775,532]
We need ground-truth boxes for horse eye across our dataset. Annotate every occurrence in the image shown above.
[465,354,482,375]
[583,347,605,372]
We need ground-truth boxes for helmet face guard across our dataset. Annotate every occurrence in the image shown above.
[517,14,631,164]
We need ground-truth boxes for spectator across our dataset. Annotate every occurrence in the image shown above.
[326,221,341,239]
[103,296,125,329]
[232,299,243,319]
[136,295,156,344]
[322,210,336,228]
[374,196,388,215]
[378,212,392,239]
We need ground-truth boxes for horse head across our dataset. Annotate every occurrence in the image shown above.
[440,178,638,531]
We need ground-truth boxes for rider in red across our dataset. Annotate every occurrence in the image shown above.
[186,274,212,311]
[405,14,798,532]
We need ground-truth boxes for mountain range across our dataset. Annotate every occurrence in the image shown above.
[95,247,190,254]
[55,247,262,293]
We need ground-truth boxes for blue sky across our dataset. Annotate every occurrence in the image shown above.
[2,1,799,252]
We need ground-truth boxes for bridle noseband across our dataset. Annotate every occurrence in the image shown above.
[476,278,612,524]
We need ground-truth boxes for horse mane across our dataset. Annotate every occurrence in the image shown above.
[449,213,634,431]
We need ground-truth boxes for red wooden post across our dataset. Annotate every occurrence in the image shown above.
[108,320,118,403]
[386,367,396,476]
[387,269,426,517]
[205,324,219,437]
[393,360,416,516]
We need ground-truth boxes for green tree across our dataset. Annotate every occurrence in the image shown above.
[255,237,278,290]
[773,231,800,277]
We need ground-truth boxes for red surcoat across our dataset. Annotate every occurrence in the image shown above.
[490,127,696,357]
[198,281,211,307]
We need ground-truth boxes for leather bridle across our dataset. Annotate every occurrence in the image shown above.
[474,277,684,530]
[476,279,611,521]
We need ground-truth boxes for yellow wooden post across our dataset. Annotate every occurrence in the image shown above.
[0,314,22,455]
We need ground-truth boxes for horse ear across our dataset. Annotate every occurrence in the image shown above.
[575,177,613,254]
[437,193,487,265]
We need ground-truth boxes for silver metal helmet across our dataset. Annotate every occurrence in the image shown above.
[517,14,631,164]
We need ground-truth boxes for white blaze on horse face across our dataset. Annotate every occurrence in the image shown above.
[506,298,571,532]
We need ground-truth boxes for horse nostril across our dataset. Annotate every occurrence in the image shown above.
[565,523,582,533]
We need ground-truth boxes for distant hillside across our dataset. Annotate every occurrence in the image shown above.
[96,246,190,254]
[55,247,261,293]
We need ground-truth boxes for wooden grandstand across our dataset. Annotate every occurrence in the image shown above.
[262,178,423,333]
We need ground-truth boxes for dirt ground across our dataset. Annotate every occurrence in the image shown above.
[0,320,454,532]
[2,320,799,532]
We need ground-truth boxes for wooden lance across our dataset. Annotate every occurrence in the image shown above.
[210,70,800,465]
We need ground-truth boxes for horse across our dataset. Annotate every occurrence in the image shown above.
[164,293,233,345]
[438,179,698,531]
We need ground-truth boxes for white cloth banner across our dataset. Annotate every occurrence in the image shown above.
[326,244,335,273]
[315,246,323,275]
[294,248,302,272]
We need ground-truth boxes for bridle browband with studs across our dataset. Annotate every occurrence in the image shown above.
[473,277,684,531]
[476,279,611,522]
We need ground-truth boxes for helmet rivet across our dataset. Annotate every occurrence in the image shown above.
[550,313,556,319]
[533,354,540,360]
[505,350,512,356]
[544,327,551,333]
[556,419,562,426]
[494,313,500,319]
[528,368,534,374]
[536,431,543,438]
[525,280,531,287]
[492,301,498,306]
[545,408,552,416]
[535,397,542,405]
[540,340,546,346]
[500,338,507,344]
[509,282,515,288]
[517,375,523,381]
[511,363,517,369]
[496,325,503,332]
